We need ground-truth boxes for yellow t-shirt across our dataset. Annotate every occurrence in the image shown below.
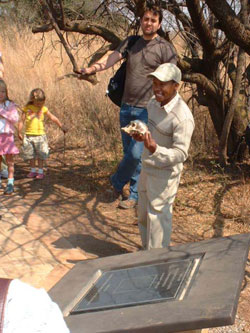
[22,104,48,135]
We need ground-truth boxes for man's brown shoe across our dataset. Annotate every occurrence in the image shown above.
[118,199,137,209]
[107,176,127,201]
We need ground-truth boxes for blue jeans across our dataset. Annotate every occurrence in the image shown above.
[111,103,148,201]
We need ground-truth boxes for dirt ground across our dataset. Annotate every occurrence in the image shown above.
[2,147,250,331]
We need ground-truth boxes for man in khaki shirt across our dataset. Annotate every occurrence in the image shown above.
[133,63,195,250]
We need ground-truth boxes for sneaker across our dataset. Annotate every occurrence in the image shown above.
[27,172,37,178]
[118,199,137,209]
[36,173,44,180]
[4,183,14,195]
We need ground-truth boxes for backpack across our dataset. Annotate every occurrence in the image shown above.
[106,36,140,107]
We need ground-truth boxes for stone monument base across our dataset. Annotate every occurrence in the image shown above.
[50,234,250,333]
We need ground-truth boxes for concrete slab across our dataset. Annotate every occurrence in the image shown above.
[50,233,250,333]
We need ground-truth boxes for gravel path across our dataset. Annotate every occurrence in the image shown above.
[208,316,247,333]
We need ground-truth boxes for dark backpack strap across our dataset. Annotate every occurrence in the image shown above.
[123,35,140,58]
[0,278,11,333]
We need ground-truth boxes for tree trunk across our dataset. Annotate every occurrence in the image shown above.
[219,47,246,165]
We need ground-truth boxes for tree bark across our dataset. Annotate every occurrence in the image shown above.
[205,0,250,55]
[219,47,246,165]
[218,0,249,165]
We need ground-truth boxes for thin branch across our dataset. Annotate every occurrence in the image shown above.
[41,0,80,73]
[37,0,97,85]
[162,1,199,57]
[58,0,65,26]
[162,0,192,29]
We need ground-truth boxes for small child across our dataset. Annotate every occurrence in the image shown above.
[0,52,9,179]
[18,88,66,179]
[0,79,19,195]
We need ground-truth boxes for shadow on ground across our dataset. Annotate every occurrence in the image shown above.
[52,234,129,258]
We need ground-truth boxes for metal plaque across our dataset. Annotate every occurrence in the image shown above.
[71,256,201,314]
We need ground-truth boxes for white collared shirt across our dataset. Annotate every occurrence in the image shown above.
[142,92,195,177]
[160,92,180,115]
[4,279,70,333]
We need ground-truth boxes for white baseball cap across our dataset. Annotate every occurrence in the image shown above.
[148,63,182,83]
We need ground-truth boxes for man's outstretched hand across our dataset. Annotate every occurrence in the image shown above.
[80,66,96,76]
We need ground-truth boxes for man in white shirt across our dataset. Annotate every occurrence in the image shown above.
[133,63,195,250]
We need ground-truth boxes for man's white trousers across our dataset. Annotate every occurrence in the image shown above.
[138,169,181,249]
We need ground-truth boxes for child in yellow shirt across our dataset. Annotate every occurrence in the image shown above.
[18,88,66,179]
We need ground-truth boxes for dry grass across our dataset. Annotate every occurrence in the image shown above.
[0,26,121,160]
[0,26,218,159]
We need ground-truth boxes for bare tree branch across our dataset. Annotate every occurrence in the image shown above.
[32,22,53,33]
[162,0,192,30]
[162,1,199,57]
[182,71,220,101]
[186,0,216,56]
[58,0,65,26]
[39,0,98,84]
[205,0,250,55]
[33,20,122,49]
[40,0,80,73]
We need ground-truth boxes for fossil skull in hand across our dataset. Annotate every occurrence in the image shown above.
[121,120,148,136]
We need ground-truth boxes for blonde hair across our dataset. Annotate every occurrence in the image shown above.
[26,88,46,106]
[0,79,9,103]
